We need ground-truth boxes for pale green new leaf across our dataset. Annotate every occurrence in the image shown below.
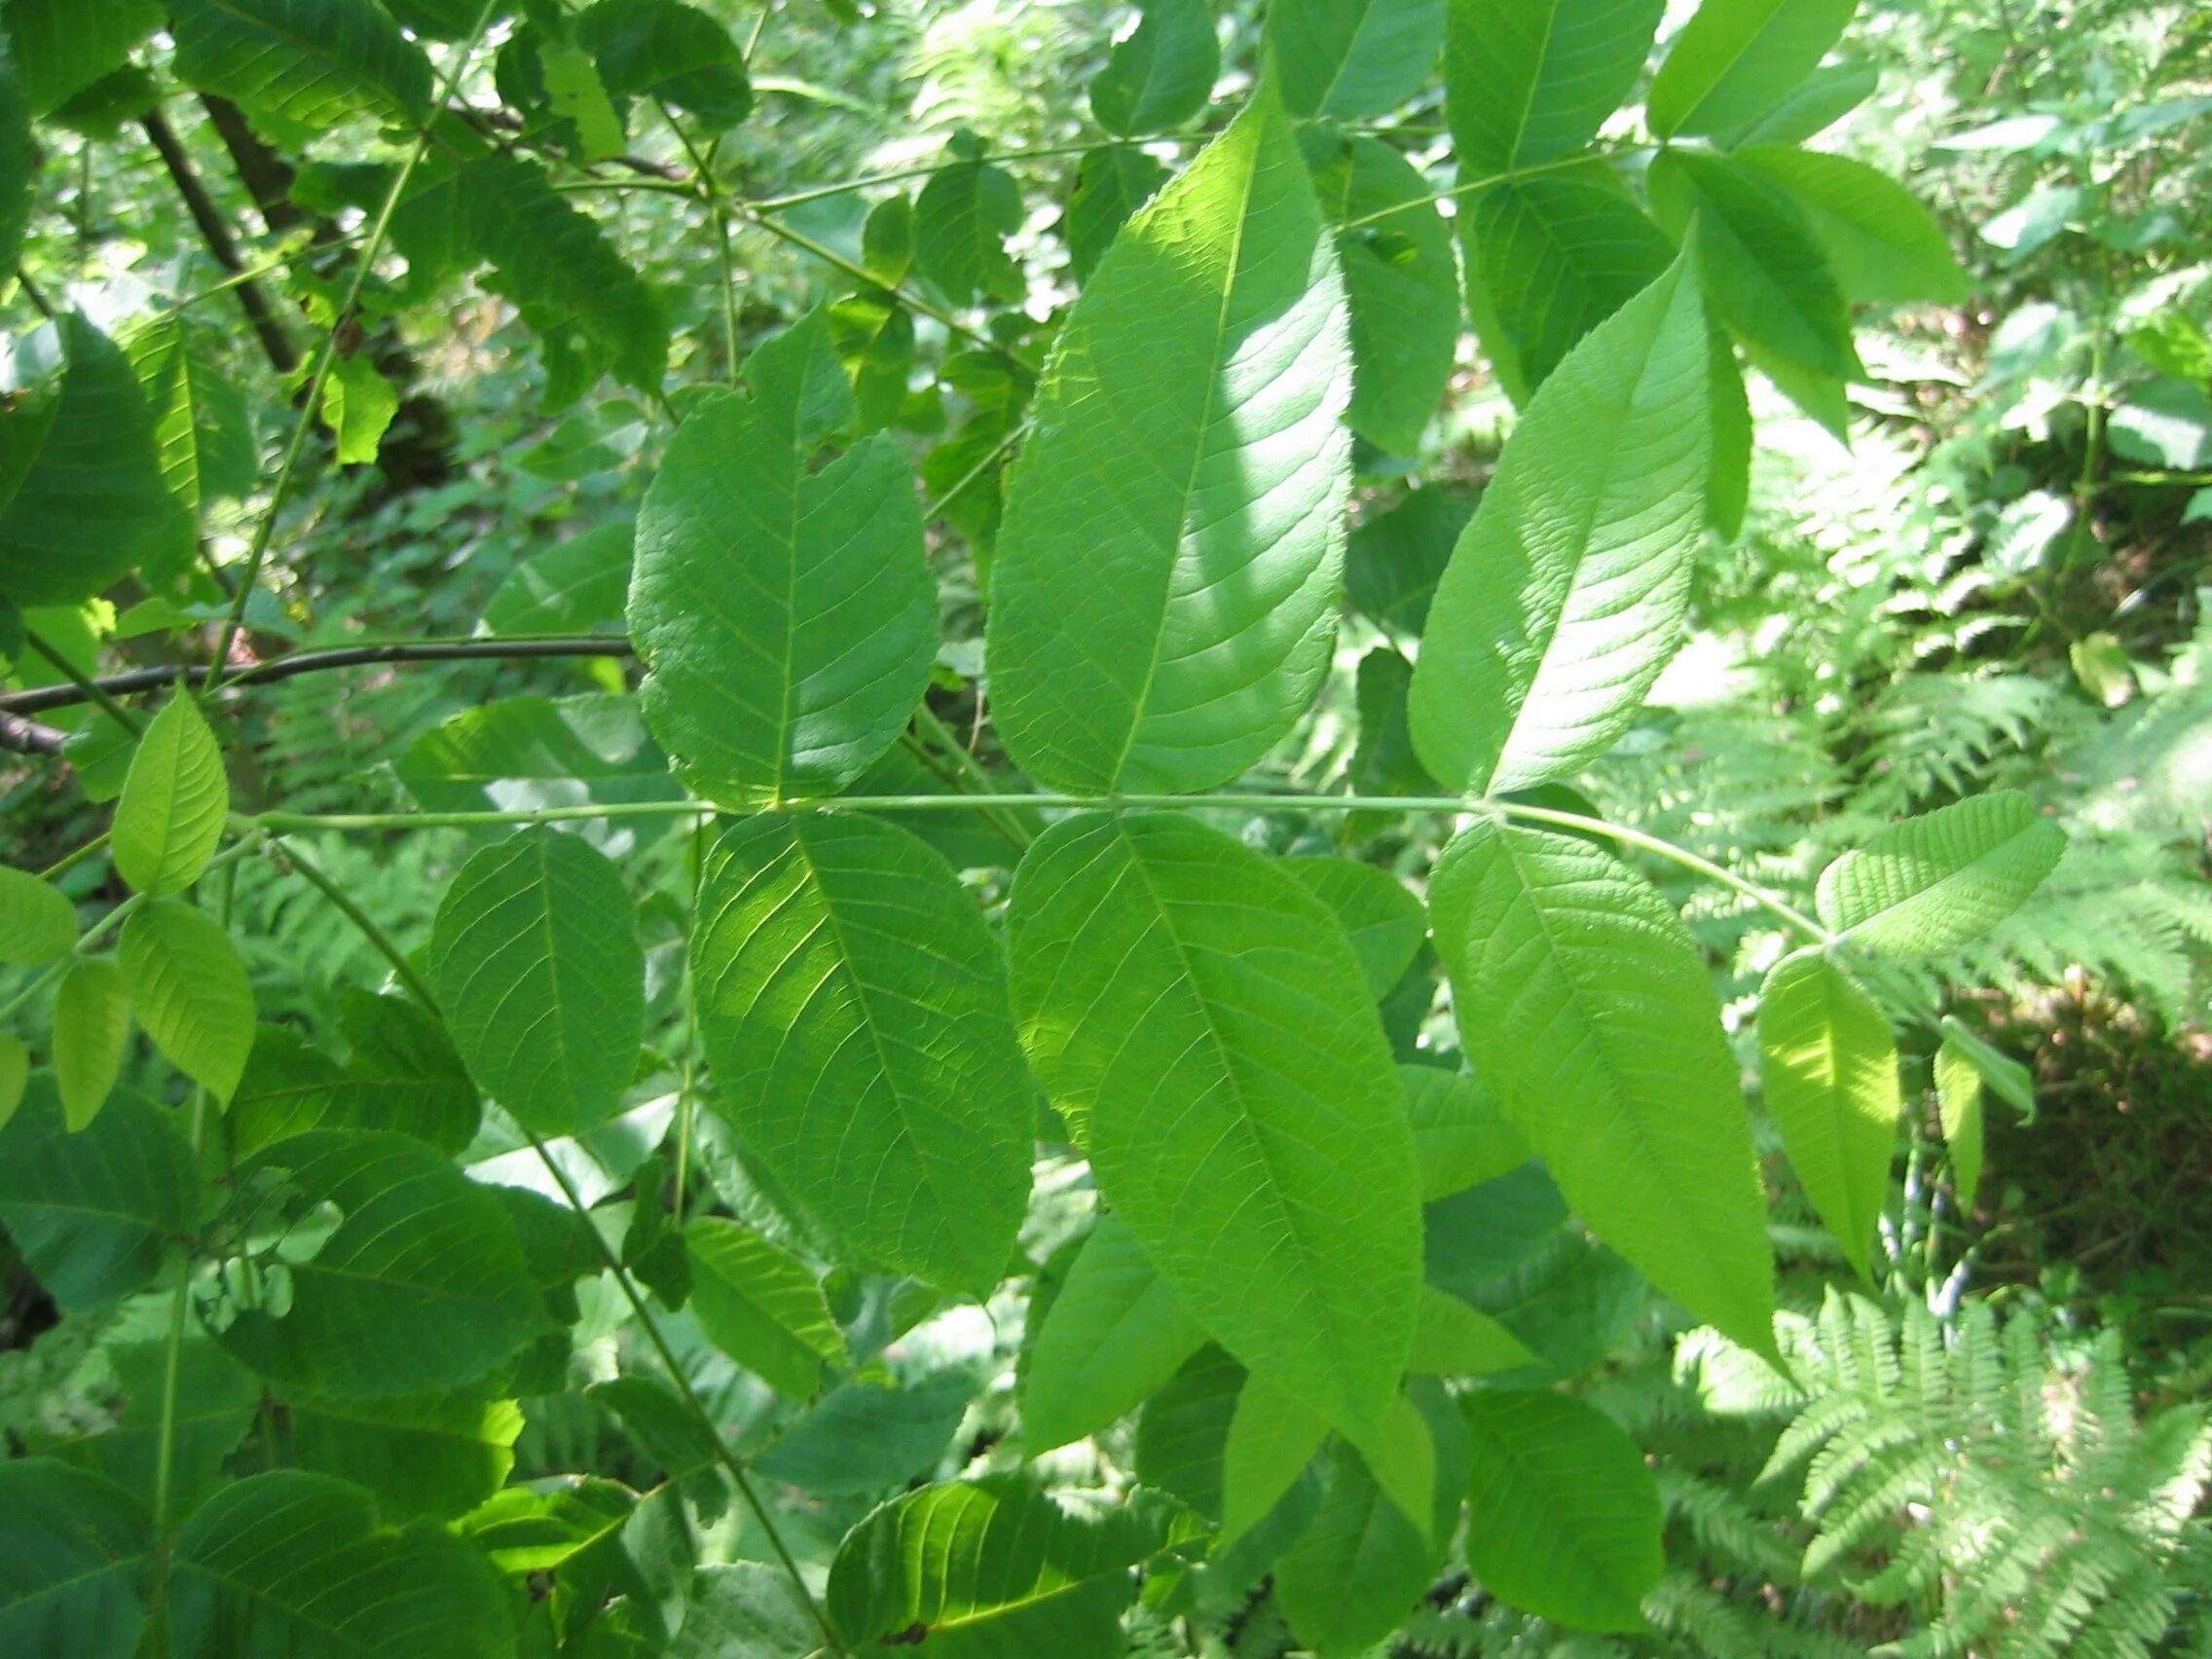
[1815,792,2066,956]
[1402,1063,1532,1200]
[1647,0,1860,139]
[1461,1388,1663,1631]
[691,812,1035,1296]
[118,899,254,1104]
[426,828,644,1137]
[1282,857,1424,999]
[0,866,76,965]
[631,312,935,806]
[1271,0,1445,120]
[1734,145,1970,305]
[683,1217,848,1397]
[1935,1039,1985,1211]
[55,956,131,1131]
[1220,1375,1328,1546]
[1409,1282,1537,1374]
[1091,0,1217,134]
[1937,1014,2036,1120]
[1449,0,1664,171]
[320,353,399,466]
[169,0,433,128]
[988,92,1353,794]
[1007,812,1421,1440]
[1429,820,1775,1354]
[1410,255,1711,796]
[112,696,228,896]
[0,1458,151,1659]
[1757,947,1899,1280]
[1021,1212,1208,1453]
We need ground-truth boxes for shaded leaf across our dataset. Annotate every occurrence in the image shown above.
[914,153,1024,306]
[683,1216,848,1396]
[1282,856,1425,1000]
[755,1369,976,1494]
[578,0,751,129]
[0,1458,151,1659]
[1092,0,1216,134]
[1402,1063,1533,1201]
[1021,1211,1208,1452]
[1648,0,1860,139]
[1272,0,1445,119]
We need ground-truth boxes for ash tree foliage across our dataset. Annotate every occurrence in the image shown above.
[0,0,2087,1655]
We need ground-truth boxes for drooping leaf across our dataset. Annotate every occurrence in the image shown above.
[112,696,228,897]
[1281,856,1425,1000]
[1733,145,1970,305]
[1220,1375,1328,1546]
[1448,0,1664,172]
[480,519,633,636]
[1428,820,1776,1355]
[1647,0,1861,139]
[168,0,434,128]
[1707,326,1753,537]
[754,1370,977,1494]
[426,828,645,1137]
[988,92,1352,794]
[1091,0,1217,135]
[1271,0,1445,119]
[578,0,752,129]
[1815,792,2066,956]
[117,899,254,1104]
[1062,144,1170,284]
[285,1392,525,1523]
[630,311,935,805]
[690,811,1035,1296]
[1007,812,1422,1440]
[0,866,76,965]
[216,1129,541,1397]
[2,0,161,117]
[0,1458,151,1659]
[1460,1388,1663,1631]
[0,1074,197,1309]
[1757,947,1899,1280]
[914,151,1025,306]
[1401,1063,1533,1200]
[55,956,131,1131]
[1936,1014,2037,1120]
[1021,1211,1208,1452]
[1352,645,1442,802]
[1410,254,1711,796]
[683,1217,848,1397]
[1935,1039,1985,1211]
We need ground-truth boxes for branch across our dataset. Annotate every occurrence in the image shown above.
[0,710,68,756]
[140,108,301,374]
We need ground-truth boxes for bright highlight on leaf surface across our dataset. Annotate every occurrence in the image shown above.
[1817,791,2067,955]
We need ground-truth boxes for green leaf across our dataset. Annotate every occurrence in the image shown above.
[320,353,400,466]
[1302,129,1458,456]
[126,315,259,527]
[1021,1211,1208,1452]
[0,866,76,965]
[829,291,916,433]
[1935,1039,1985,1211]
[1428,820,1776,1354]
[1408,1282,1538,1373]
[1734,145,1970,305]
[171,1471,513,1658]
[1091,0,1217,134]
[914,152,1025,306]
[396,694,682,821]
[169,0,433,128]
[0,1073,197,1309]
[49,1335,254,1520]
[1,0,160,117]
[1756,947,1899,1280]
[1707,326,1752,537]
[691,811,1035,1295]
[1815,792,2067,956]
[1936,1014,2036,1120]
[754,1369,977,1494]
[1718,56,1876,147]
[1462,168,1676,401]
[0,313,175,607]
[117,899,254,1104]
[988,92,1352,794]
[1135,1345,1242,1516]
[1220,1375,1328,1546]
[669,1564,821,1659]
[285,1392,525,1522]
[55,956,131,1131]
[426,828,645,1138]
[1271,0,1446,119]
[1402,1063,1533,1200]
[480,520,633,636]
[386,0,505,38]
[828,1477,1190,1652]
[1007,812,1421,1440]
[1460,1388,1663,1631]
[217,1130,541,1397]
[112,696,228,897]
[1063,144,1170,284]
[1647,0,1860,139]
[231,990,481,1159]
[578,0,752,129]
[682,1216,848,1396]
[1282,857,1425,1000]
[0,1034,23,1130]
[1448,0,1663,171]
[631,311,935,806]
[1410,255,1711,795]
[0,29,27,281]
[1345,488,1471,640]
[0,1458,151,1658]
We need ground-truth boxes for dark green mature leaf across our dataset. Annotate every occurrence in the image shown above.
[385,0,502,38]
[1,0,160,116]
[691,812,1035,1296]
[0,313,175,607]
[171,1471,513,1657]
[1271,0,1445,119]
[0,866,76,965]
[1448,0,1663,171]
[397,694,682,820]
[668,1564,820,1659]
[1411,255,1710,795]
[828,1477,1191,1653]
[55,956,131,1130]
[1135,1345,1243,1517]
[1647,0,1860,139]
[1734,145,1970,305]
[1408,1282,1537,1373]
[0,1458,151,1659]
[480,520,633,636]
[0,1035,23,1129]
[1402,1063,1532,1200]
[755,1369,977,1493]
[285,1393,524,1522]
[0,29,34,289]
[1816,792,2066,956]
[1063,144,1170,283]
[1282,857,1425,1000]
[683,1217,847,1396]
[1429,821,1776,1354]
[1464,168,1675,403]
[578,0,752,129]
[829,291,915,433]
[231,993,481,1159]
[169,0,433,127]
[914,152,1025,306]
[631,311,934,806]
[1008,813,1422,1440]
[1461,1388,1663,1630]
[1022,1212,1208,1452]
[0,1075,197,1309]
[1302,129,1457,456]
[988,92,1352,794]
[48,1336,253,1520]
[1345,488,1471,640]
[427,828,644,1138]
[1219,1374,1327,1545]
[118,899,254,1104]
[217,1130,540,1397]
[1758,948,1899,1279]
[112,696,228,897]
[1091,0,1216,134]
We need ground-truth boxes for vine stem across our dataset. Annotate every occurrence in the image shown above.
[268,837,847,1658]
